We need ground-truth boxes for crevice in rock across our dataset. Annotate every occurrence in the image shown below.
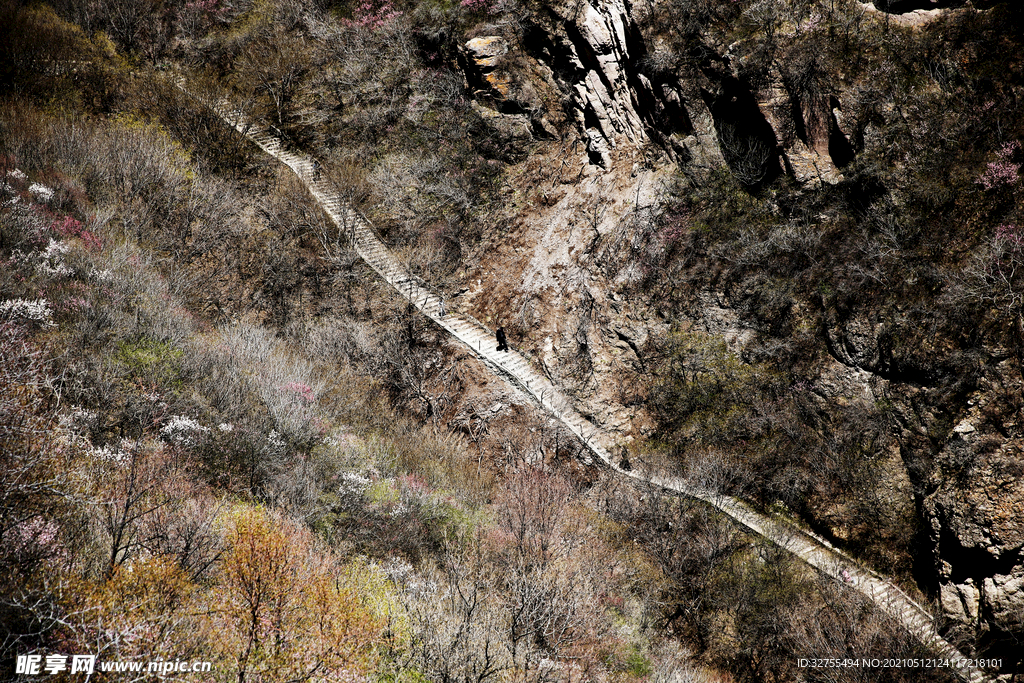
[912,508,942,597]
[828,97,856,167]
[939,523,1022,586]
[519,17,585,103]
[614,328,646,370]
[947,538,1024,663]
[706,78,781,186]
[563,20,612,92]
[790,90,809,146]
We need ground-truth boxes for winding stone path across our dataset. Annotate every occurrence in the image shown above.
[183,79,990,683]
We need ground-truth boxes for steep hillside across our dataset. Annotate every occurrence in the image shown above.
[2,0,1022,680]
[451,0,1024,667]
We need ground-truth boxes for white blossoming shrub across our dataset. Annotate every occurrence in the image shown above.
[60,409,97,428]
[381,558,438,596]
[205,324,326,449]
[28,182,54,202]
[160,415,210,446]
[339,471,372,498]
[267,429,286,449]
[0,298,55,327]
[37,238,73,277]
[89,267,114,282]
[88,443,127,463]
[322,432,360,450]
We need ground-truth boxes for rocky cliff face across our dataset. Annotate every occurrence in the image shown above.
[826,309,1024,659]
[458,0,1024,662]
[463,0,859,183]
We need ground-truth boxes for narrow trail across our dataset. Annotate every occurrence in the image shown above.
[183,79,990,682]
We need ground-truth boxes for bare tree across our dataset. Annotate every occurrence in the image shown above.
[105,0,155,55]
[492,468,612,669]
[398,556,511,683]
[141,491,223,581]
[310,159,371,263]
[239,34,315,128]
[952,224,1024,336]
[94,439,177,578]
[718,123,776,187]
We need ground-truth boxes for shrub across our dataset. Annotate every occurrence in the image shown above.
[650,330,788,448]
[977,141,1021,191]
[205,323,327,448]
[67,557,204,662]
[954,223,1024,325]
[398,558,512,683]
[0,298,56,329]
[0,323,78,624]
[208,506,383,681]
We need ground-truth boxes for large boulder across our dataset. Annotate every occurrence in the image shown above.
[983,572,1024,632]
[463,36,511,98]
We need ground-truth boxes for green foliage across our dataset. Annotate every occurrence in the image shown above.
[603,644,654,679]
[652,330,787,447]
[114,338,184,389]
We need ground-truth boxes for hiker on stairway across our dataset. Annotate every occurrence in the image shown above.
[496,326,508,352]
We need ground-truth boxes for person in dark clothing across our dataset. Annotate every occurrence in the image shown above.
[496,326,508,352]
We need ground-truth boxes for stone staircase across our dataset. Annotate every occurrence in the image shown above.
[182,79,991,683]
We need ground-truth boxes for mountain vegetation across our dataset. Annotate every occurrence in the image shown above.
[2,0,1021,680]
